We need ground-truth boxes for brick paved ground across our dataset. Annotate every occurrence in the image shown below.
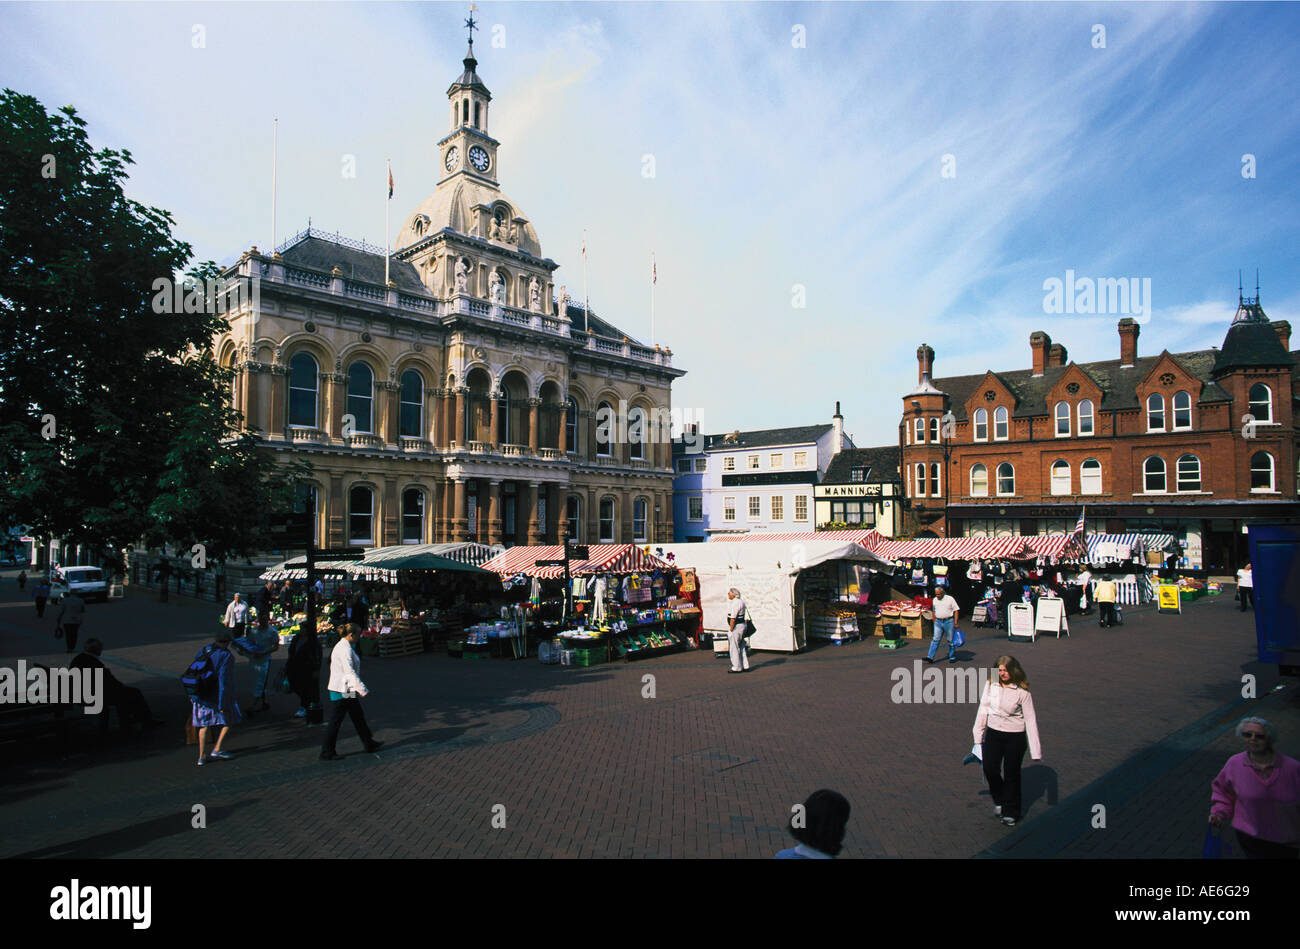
[1,572,1293,859]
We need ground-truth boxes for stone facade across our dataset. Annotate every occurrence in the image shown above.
[212,42,682,551]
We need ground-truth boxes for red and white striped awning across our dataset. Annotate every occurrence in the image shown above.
[713,529,885,548]
[873,536,1036,560]
[479,544,673,579]
[1024,534,1088,560]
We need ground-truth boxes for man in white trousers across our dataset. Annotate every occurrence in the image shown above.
[725,588,750,674]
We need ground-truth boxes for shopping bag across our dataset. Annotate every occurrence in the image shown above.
[962,744,983,766]
[1202,825,1234,859]
[953,627,966,648]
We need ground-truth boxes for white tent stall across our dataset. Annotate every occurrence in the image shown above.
[659,540,891,653]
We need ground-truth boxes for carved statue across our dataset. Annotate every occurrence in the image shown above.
[529,277,542,312]
[454,257,470,293]
[491,216,504,240]
[558,285,570,316]
[489,271,505,304]
[508,222,518,243]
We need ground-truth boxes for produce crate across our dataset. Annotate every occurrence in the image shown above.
[447,640,464,658]
[573,646,607,667]
[378,625,425,657]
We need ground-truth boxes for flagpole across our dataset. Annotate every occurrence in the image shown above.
[271,117,278,254]
[582,228,589,334]
[650,251,656,346]
[385,158,391,287]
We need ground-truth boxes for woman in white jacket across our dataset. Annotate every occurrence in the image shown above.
[973,655,1042,826]
[320,625,384,760]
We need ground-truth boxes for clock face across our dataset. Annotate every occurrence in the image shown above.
[469,146,490,173]
[444,146,459,172]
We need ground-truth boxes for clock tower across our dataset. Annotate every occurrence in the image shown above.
[439,18,498,187]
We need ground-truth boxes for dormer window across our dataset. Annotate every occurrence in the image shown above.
[1146,394,1165,432]
[993,406,1009,441]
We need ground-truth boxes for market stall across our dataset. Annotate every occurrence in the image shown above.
[479,544,697,664]
[659,540,891,653]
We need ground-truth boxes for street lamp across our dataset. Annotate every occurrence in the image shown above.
[941,409,956,537]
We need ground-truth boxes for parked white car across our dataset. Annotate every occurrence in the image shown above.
[50,566,110,603]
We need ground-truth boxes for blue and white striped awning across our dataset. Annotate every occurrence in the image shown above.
[1085,533,1177,561]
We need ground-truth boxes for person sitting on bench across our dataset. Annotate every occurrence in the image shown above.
[69,639,164,732]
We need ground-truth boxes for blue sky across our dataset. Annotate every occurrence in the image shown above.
[3,1,1297,448]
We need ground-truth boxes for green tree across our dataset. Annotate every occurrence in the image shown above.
[0,90,306,567]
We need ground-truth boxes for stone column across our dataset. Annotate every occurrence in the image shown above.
[454,387,467,448]
[383,478,399,545]
[267,365,287,438]
[453,478,469,542]
[549,483,565,544]
[325,372,346,440]
[328,474,346,548]
[588,410,599,461]
[621,489,635,544]
[438,478,453,542]
[587,486,600,542]
[526,481,543,545]
[528,399,541,454]
[487,481,503,546]
[426,481,438,543]
[489,393,501,448]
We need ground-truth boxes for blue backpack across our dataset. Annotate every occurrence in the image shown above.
[181,645,219,700]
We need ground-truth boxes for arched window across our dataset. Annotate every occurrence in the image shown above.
[1080,459,1102,495]
[629,406,646,460]
[599,497,616,541]
[996,462,1015,496]
[1077,399,1094,436]
[994,406,1009,440]
[929,417,940,442]
[930,462,941,496]
[914,418,925,443]
[566,496,581,541]
[915,463,927,496]
[1146,394,1165,432]
[1176,454,1201,492]
[970,463,988,497]
[347,363,374,434]
[596,401,613,456]
[401,488,424,543]
[565,400,578,454]
[399,370,423,438]
[1054,401,1070,437]
[288,353,319,427]
[1143,456,1166,493]
[1249,383,1273,424]
[1050,460,1070,495]
[348,486,374,543]
[1172,390,1192,430]
[973,408,988,441]
[633,498,648,541]
[1251,451,1275,491]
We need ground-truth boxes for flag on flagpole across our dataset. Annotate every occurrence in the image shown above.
[1068,506,1086,539]
[652,254,657,284]
[388,166,394,199]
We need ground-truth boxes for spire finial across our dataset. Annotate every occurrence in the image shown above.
[1239,269,1244,304]
[1256,268,1260,304]
[465,5,479,53]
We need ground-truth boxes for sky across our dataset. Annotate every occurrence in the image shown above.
[3,1,1297,448]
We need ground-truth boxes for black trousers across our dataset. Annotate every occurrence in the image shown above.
[34,596,47,617]
[1099,602,1117,627]
[322,697,374,754]
[1238,588,1254,611]
[983,728,1028,819]
[1236,830,1298,859]
[63,623,81,653]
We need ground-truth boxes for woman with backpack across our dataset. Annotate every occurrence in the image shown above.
[189,630,239,766]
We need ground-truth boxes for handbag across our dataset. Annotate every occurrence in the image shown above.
[741,607,755,639]
[1202,825,1234,859]
[953,627,965,648]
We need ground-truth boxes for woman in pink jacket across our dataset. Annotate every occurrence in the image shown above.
[1209,717,1300,859]
[973,655,1042,826]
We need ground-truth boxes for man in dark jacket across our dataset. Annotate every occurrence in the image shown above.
[70,639,163,732]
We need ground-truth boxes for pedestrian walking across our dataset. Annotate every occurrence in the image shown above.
[223,592,248,637]
[1236,563,1253,612]
[1076,565,1093,615]
[926,586,960,664]
[973,655,1042,826]
[17,569,27,590]
[279,580,294,614]
[724,588,750,674]
[1209,717,1300,859]
[156,560,171,602]
[245,582,278,715]
[56,590,86,654]
[33,576,51,618]
[1094,575,1118,628]
[774,789,851,859]
[286,620,322,720]
[190,630,238,765]
[321,624,383,759]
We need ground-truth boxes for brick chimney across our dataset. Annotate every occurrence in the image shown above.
[1273,320,1292,352]
[1030,331,1051,377]
[917,344,935,383]
[832,401,844,455]
[1048,343,1068,368]
[1118,317,1139,368]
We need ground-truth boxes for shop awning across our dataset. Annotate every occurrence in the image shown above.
[712,529,885,549]
[872,536,1038,560]
[1024,534,1089,560]
[259,557,356,581]
[353,543,502,570]
[1085,533,1176,561]
[480,544,673,579]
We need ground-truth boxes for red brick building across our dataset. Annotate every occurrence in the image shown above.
[899,296,1298,571]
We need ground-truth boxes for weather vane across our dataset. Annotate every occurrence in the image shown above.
[465,5,478,46]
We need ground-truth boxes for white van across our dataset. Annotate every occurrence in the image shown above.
[50,566,110,603]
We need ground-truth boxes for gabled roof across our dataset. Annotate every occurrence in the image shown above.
[705,424,834,451]
[823,446,901,484]
[936,351,1233,421]
[277,236,431,296]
